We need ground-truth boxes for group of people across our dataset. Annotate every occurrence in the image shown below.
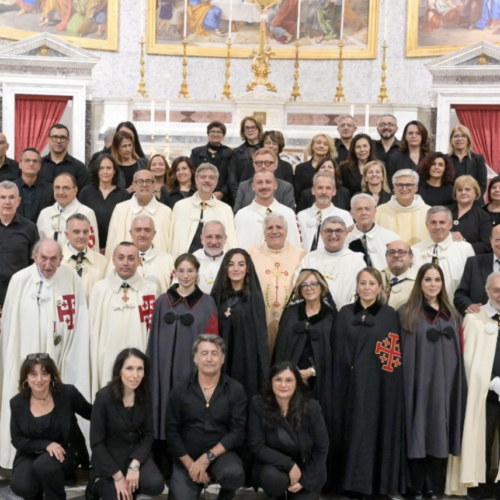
[0,112,499,500]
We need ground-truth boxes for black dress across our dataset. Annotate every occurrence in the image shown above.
[449,152,487,196]
[387,150,425,188]
[166,184,197,210]
[297,186,351,212]
[448,202,492,254]
[340,164,363,196]
[417,180,454,207]
[294,160,315,202]
[228,141,260,198]
[482,204,500,228]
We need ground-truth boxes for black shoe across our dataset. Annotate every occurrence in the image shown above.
[85,471,100,500]
[424,490,438,500]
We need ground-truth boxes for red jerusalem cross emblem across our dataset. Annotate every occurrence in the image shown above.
[88,225,96,249]
[375,333,401,372]
[57,295,76,330]
[139,295,156,330]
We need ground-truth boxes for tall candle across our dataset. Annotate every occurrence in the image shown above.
[296,0,301,40]
[339,0,345,40]
[141,0,145,38]
[183,0,188,38]
[151,100,155,130]
[365,104,369,133]
[228,0,233,39]
[166,100,170,129]
[350,104,354,118]
[384,0,388,40]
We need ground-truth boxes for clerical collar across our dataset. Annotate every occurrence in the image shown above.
[204,249,223,260]
[68,243,86,256]
[57,197,77,213]
[324,246,344,255]
[485,301,500,319]
[264,243,285,253]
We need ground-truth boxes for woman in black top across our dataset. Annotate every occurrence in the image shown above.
[417,152,455,207]
[297,157,351,211]
[448,124,487,196]
[340,133,378,196]
[10,353,91,500]
[166,156,197,209]
[89,348,164,500]
[147,154,170,206]
[78,154,130,251]
[116,121,147,159]
[360,160,392,205]
[262,130,294,185]
[249,362,329,500]
[387,120,431,185]
[483,176,500,227]
[449,175,491,254]
[111,131,148,192]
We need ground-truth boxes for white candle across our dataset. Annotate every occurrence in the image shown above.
[365,104,369,133]
[296,0,301,40]
[350,104,354,118]
[384,0,388,40]
[228,0,233,39]
[166,100,170,129]
[339,0,345,40]
[141,0,144,38]
[151,100,155,130]
[183,0,188,38]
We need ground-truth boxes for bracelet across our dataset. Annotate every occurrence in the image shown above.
[113,475,124,482]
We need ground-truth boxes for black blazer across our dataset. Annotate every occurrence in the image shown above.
[190,144,232,196]
[14,177,55,222]
[228,142,258,198]
[248,395,329,494]
[449,152,487,196]
[166,184,197,210]
[276,158,294,186]
[386,150,425,188]
[453,253,492,315]
[90,385,155,479]
[10,384,91,469]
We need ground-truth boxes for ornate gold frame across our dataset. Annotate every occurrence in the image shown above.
[0,0,119,51]
[147,0,379,59]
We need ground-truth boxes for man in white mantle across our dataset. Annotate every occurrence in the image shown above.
[37,173,99,250]
[90,241,158,397]
[170,164,237,258]
[235,170,300,249]
[297,215,365,309]
[0,239,90,468]
[297,171,353,252]
[105,169,172,260]
[412,206,475,298]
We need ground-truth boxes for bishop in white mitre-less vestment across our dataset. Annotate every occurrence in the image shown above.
[37,198,99,251]
[297,247,365,309]
[235,200,301,249]
[0,263,90,467]
[89,271,158,397]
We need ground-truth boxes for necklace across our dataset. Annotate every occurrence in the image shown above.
[201,383,217,391]
[200,382,218,408]
[280,407,288,415]
[31,392,51,405]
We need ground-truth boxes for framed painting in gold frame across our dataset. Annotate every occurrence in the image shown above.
[147,0,379,59]
[0,0,119,51]
[406,0,500,58]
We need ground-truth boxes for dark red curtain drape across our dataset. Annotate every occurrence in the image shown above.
[454,105,500,174]
[15,95,72,161]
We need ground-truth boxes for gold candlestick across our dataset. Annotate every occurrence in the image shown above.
[150,133,155,158]
[377,40,390,103]
[164,131,170,163]
[333,38,346,102]
[136,36,149,98]
[289,40,302,101]
[221,38,233,100]
[178,37,190,99]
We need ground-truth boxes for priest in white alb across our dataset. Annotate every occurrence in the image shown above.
[129,215,174,294]
[105,169,172,260]
[346,193,400,271]
[62,213,107,302]
[412,206,475,298]
[169,164,237,258]
[375,169,431,246]
[235,170,300,249]
[248,212,306,351]
[0,239,90,468]
[90,241,158,397]
[297,171,353,252]
[37,173,99,250]
[297,216,365,309]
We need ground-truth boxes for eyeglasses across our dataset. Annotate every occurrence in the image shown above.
[244,126,257,131]
[54,185,73,192]
[394,183,416,190]
[386,250,409,257]
[26,353,50,360]
[254,160,275,167]
[378,122,397,128]
[0,140,7,145]
[49,135,69,142]
[22,159,40,164]
[300,282,320,290]
[452,134,467,139]
[134,179,155,186]
[209,130,223,135]
[322,228,345,236]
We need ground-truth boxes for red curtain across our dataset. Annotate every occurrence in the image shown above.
[14,95,72,161]
[454,105,500,174]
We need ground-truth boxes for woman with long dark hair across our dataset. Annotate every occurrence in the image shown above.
[165,156,197,209]
[248,362,329,500]
[147,153,170,204]
[417,152,455,206]
[110,131,146,192]
[116,121,147,159]
[483,175,500,228]
[89,348,164,500]
[211,248,269,399]
[399,264,466,500]
[10,354,91,500]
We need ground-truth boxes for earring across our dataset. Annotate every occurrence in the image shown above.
[22,381,29,390]
[50,380,55,388]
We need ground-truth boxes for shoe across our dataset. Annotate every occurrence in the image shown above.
[424,491,438,500]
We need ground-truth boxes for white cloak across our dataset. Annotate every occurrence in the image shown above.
[192,249,224,294]
[297,247,366,309]
[297,203,354,252]
[105,195,172,260]
[89,272,158,397]
[235,200,301,250]
[37,199,99,250]
[0,263,90,468]
[170,193,237,258]
[381,265,418,311]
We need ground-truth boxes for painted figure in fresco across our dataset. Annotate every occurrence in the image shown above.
[15,0,38,16]
[158,0,176,36]
[186,0,224,36]
[267,0,299,44]
[66,0,108,37]
[475,0,500,30]
[39,0,72,30]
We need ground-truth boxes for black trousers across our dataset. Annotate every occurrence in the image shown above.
[10,449,77,500]
[168,451,245,500]
[95,458,164,500]
[408,456,447,494]
[258,464,320,500]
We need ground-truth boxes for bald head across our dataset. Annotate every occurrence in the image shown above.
[134,169,155,205]
[33,240,63,279]
[113,242,140,280]
[385,240,413,276]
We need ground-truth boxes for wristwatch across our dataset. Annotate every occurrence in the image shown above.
[206,451,216,462]
[129,462,140,471]
[310,366,317,377]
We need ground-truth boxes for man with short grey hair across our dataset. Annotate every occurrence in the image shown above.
[375,114,400,164]
[336,115,357,163]
[0,133,19,182]
[412,206,474,297]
